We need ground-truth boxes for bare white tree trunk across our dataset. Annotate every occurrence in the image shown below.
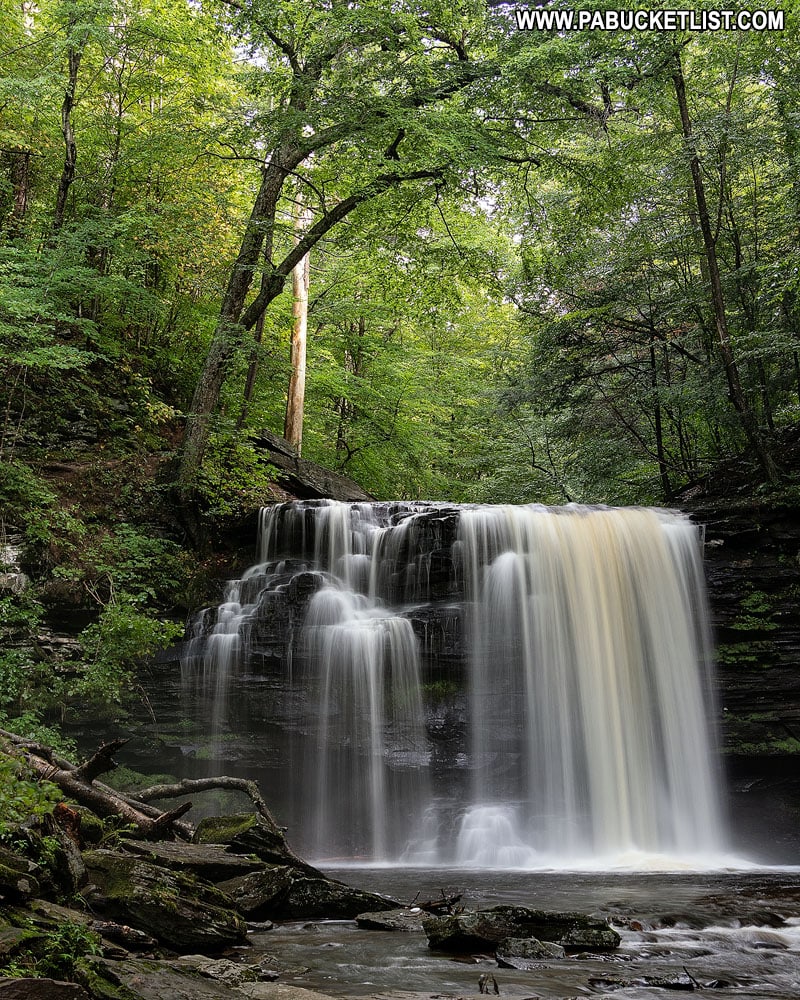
[284,204,311,454]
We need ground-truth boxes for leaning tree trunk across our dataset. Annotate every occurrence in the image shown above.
[177,166,440,493]
[672,55,779,483]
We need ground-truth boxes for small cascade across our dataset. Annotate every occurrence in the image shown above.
[181,499,727,868]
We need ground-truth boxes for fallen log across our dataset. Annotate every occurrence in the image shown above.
[131,777,285,835]
[1,730,194,838]
[0,729,299,858]
[13,747,187,840]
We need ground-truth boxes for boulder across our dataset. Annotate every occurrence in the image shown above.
[218,866,400,921]
[282,876,399,920]
[0,926,34,959]
[236,988,335,1000]
[120,840,263,882]
[226,822,321,876]
[355,910,426,932]
[0,851,39,903]
[76,958,331,1000]
[217,866,295,919]
[0,981,90,999]
[82,850,246,953]
[422,905,620,953]
[76,956,242,999]
[193,814,259,845]
[170,955,274,986]
[496,936,566,968]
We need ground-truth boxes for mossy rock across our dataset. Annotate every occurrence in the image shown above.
[75,956,240,999]
[0,980,91,999]
[82,850,246,953]
[119,839,262,882]
[283,876,401,920]
[193,813,257,845]
[0,845,41,902]
[73,807,106,846]
[216,866,295,919]
[423,905,620,953]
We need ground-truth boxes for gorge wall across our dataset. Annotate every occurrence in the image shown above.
[695,500,800,759]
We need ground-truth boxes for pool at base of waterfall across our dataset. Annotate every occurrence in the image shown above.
[244,867,800,999]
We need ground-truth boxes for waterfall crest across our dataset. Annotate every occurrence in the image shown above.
[182,500,726,868]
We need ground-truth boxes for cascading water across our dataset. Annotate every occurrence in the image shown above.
[182,499,727,868]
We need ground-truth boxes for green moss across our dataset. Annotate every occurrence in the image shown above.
[103,766,176,793]
[422,679,462,701]
[716,640,778,665]
[728,738,800,755]
[193,813,256,845]
[74,956,141,999]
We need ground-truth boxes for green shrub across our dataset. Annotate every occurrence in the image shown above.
[75,596,183,706]
[0,753,62,835]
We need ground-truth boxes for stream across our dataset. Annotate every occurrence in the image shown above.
[244,867,800,999]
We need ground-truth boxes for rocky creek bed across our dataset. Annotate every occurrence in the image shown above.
[0,804,628,1000]
[3,817,800,999]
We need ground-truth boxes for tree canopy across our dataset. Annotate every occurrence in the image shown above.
[2,0,799,515]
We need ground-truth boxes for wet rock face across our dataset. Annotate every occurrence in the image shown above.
[696,502,800,755]
[422,905,620,953]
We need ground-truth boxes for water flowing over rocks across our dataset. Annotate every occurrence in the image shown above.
[180,499,725,866]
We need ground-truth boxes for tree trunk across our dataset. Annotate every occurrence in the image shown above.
[649,335,672,498]
[672,55,779,483]
[237,309,266,430]
[177,166,440,491]
[53,20,88,231]
[284,205,310,453]
[6,148,32,236]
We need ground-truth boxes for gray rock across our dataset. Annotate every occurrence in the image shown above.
[0,926,33,959]
[82,850,246,953]
[496,936,566,968]
[235,987,337,1000]
[76,956,240,999]
[356,910,426,932]
[170,955,269,985]
[217,866,295,918]
[283,876,399,920]
[0,981,90,999]
[422,905,619,953]
[218,867,400,921]
[120,839,263,882]
[0,846,40,902]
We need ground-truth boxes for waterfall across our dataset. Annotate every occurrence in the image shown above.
[182,499,727,868]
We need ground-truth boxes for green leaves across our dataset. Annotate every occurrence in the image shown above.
[0,753,62,834]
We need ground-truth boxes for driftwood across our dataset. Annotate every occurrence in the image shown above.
[411,890,464,914]
[131,776,286,835]
[0,729,295,851]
